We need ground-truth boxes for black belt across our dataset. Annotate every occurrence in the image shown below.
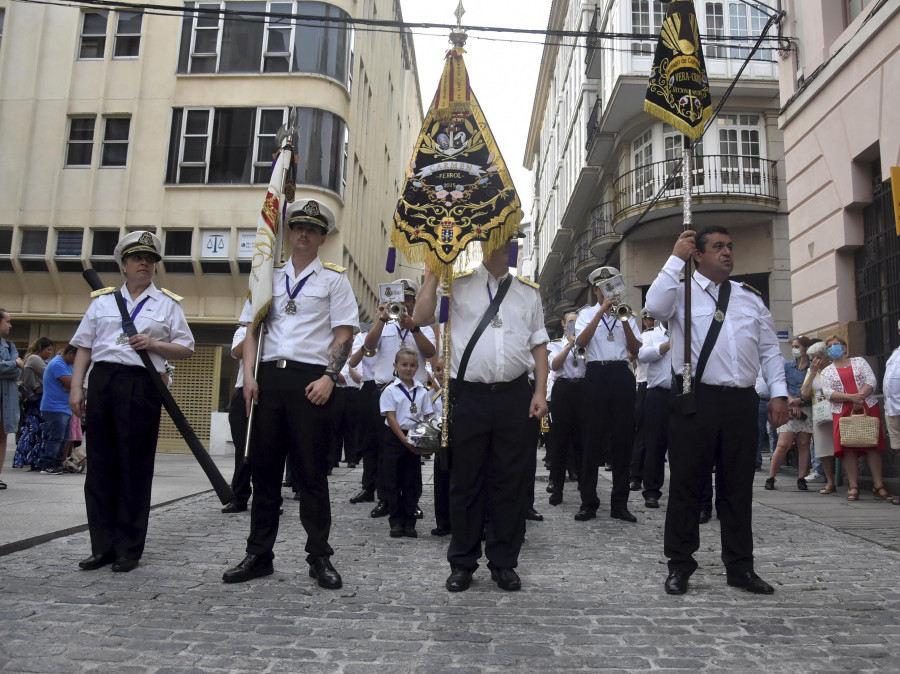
[451,373,528,393]
[587,360,629,367]
[556,377,584,384]
[262,359,325,374]
[673,374,752,393]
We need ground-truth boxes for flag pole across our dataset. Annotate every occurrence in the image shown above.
[681,137,693,394]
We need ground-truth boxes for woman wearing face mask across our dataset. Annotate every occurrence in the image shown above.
[800,340,836,493]
[765,336,813,491]
[819,336,898,503]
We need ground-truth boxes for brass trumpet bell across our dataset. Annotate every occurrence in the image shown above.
[613,303,632,321]
[386,301,404,320]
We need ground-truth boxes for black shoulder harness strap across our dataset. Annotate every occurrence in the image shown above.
[694,280,731,385]
[455,274,512,385]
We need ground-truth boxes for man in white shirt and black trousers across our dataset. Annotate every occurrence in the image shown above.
[415,233,549,593]
[573,266,642,524]
[222,198,359,589]
[646,225,788,596]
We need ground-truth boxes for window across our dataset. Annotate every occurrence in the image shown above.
[55,230,84,273]
[845,0,876,25]
[663,126,683,191]
[90,229,120,273]
[729,2,770,61]
[166,106,347,195]
[164,230,194,274]
[19,230,48,272]
[632,129,653,202]
[717,114,761,187]
[79,12,108,59]
[0,228,12,273]
[631,0,665,55]
[178,1,352,87]
[66,117,96,166]
[101,117,131,167]
[705,3,725,59]
[0,10,5,54]
[114,11,143,57]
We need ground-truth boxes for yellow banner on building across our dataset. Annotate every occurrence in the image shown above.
[892,166,900,236]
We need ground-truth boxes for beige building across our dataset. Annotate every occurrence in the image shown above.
[0,0,422,449]
[778,0,899,374]
[525,1,791,344]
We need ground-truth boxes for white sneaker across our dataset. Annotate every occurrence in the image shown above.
[805,471,825,483]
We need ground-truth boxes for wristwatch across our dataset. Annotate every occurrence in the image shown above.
[410,325,421,333]
[325,371,339,384]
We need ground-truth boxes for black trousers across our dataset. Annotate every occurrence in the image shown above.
[433,455,450,530]
[358,380,384,498]
[227,387,252,505]
[664,384,758,575]
[327,388,345,467]
[382,429,421,528]
[641,386,670,500]
[548,377,583,492]
[337,387,362,463]
[579,361,635,511]
[630,381,649,480]
[446,377,538,570]
[84,362,162,562]
[246,362,337,562]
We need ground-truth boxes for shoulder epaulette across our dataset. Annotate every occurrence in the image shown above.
[549,337,563,342]
[517,275,540,289]
[453,269,476,280]
[161,288,184,302]
[323,262,347,273]
[90,287,116,298]
[741,282,762,296]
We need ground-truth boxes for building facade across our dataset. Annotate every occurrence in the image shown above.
[525,0,791,344]
[0,0,422,450]
[778,0,899,374]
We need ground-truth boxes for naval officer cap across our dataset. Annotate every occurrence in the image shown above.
[286,198,335,234]
[398,278,419,297]
[588,266,620,286]
[114,231,162,265]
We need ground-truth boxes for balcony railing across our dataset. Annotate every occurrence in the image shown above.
[613,155,779,214]
[575,229,593,264]
[585,97,602,151]
[590,201,614,239]
[584,8,600,63]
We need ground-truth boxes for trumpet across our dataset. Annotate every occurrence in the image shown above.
[386,301,405,320]
[613,303,632,322]
[573,345,587,362]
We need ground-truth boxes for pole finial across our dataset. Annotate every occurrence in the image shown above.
[449,1,467,47]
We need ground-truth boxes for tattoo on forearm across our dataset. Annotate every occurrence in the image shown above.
[326,340,351,374]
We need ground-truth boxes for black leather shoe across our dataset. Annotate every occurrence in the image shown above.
[111,559,139,573]
[430,526,450,536]
[610,506,637,523]
[222,553,274,583]
[221,500,247,514]
[764,477,775,490]
[349,489,375,504]
[370,500,389,518]
[546,480,556,494]
[308,556,342,589]
[389,524,404,538]
[797,478,808,491]
[699,506,712,524]
[414,507,424,520]
[78,552,114,570]
[445,565,474,592]
[665,570,690,595]
[604,463,612,472]
[629,478,642,491]
[644,496,659,509]
[490,566,521,591]
[404,526,418,538]
[567,471,578,482]
[548,491,562,506]
[525,507,543,521]
[574,507,596,521]
[726,570,774,594]
[346,462,357,468]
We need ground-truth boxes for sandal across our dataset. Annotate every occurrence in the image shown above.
[819,484,836,494]
[846,487,859,501]
[0,479,6,490]
[873,486,900,504]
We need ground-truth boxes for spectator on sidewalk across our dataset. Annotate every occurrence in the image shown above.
[765,336,813,491]
[0,309,24,490]
[35,345,77,474]
[13,337,53,470]
[800,340,836,494]
[883,319,900,450]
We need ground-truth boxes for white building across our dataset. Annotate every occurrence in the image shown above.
[0,0,422,450]
[525,0,790,342]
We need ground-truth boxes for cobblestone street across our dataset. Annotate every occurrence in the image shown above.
[1,459,899,673]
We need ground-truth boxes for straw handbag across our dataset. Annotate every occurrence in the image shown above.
[838,410,880,448]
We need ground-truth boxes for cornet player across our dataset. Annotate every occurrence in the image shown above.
[362,279,436,518]
[573,266,642,523]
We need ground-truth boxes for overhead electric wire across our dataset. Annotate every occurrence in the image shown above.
[598,9,786,268]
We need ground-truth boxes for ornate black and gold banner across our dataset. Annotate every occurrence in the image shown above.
[392,47,522,271]
[644,0,712,139]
